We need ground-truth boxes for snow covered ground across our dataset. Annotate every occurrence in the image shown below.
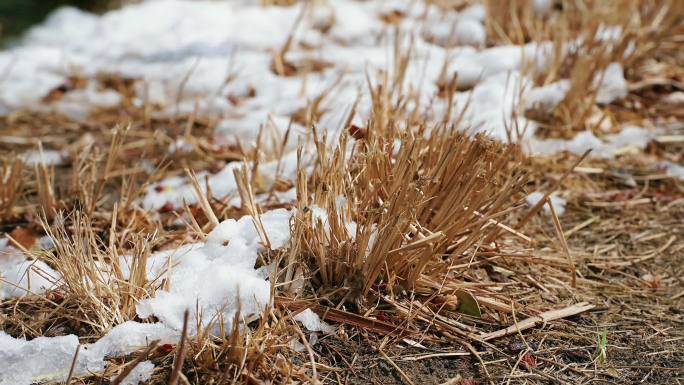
[2,0,642,211]
[0,1,669,383]
[1,0,632,142]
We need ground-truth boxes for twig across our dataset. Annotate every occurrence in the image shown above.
[185,168,219,230]
[465,342,495,385]
[65,345,81,385]
[168,309,190,385]
[294,323,319,383]
[548,198,576,288]
[480,302,595,341]
[400,351,481,361]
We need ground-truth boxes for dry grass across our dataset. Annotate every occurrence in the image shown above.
[287,125,525,302]
[1,1,683,384]
[487,0,684,137]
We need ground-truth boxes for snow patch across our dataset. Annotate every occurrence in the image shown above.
[526,126,654,158]
[111,360,155,385]
[526,192,567,216]
[0,249,61,299]
[294,308,335,333]
[663,162,684,180]
[594,63,628,104]
[0,209,294,384]
[22,149,67,166]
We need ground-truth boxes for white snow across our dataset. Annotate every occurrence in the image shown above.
[0,0,650,206]
[136,209,293,331]
[0,209,292,384]
[526,125,654,158]
[424,13,486,47]
[526,191,567,216]
[0,247,61,299]
[0,332,81,385]
[0,322,176,385]
[294,308,335,333]
[140,150,303,210]
[663,162,684,180]
[111,361,155,385]
[54,84,122,121]
[525,80,571,112]
[594,63,628,105]
[22,149,67,166]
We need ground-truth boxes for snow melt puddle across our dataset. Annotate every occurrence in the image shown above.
[0,209,336,385]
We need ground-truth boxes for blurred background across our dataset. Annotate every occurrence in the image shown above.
[0,0,113,44]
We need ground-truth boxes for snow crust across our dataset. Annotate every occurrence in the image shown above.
[112,360,155,385]
[294,308,335,333]
[0,322,175,385]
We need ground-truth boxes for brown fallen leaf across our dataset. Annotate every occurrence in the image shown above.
[455,289,481,318]
[9,227,39,250]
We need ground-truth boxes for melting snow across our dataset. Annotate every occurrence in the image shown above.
[0,247,61,299]
[663,162,684,180]
[21,149,67,166]
[0,209,292,384]
[111,360,155,385]
[294,308,335,333]
[526,192,567,216]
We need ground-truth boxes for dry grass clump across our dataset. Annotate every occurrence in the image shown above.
[44,211,155,333]
[287,124,526,305]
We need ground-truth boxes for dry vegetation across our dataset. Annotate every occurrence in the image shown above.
[1,1,683,384]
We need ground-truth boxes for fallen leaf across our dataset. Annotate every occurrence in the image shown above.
[521,351,537,370]
[9,227,39,250]
[455,289,481,318]
[348,124,367,140]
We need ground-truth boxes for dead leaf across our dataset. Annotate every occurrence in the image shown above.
[455,289,481,318]
[521,351,537,370]
[9,227,39,250]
